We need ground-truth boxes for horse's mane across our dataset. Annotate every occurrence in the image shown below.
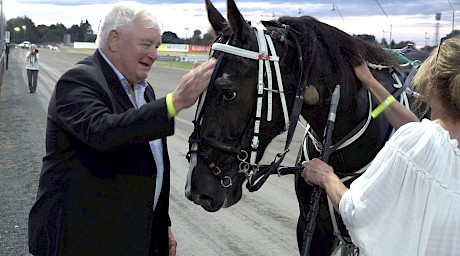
[278,15,398,69]
[276,15,400,109]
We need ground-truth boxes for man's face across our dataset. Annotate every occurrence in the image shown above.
[115,17,161,85]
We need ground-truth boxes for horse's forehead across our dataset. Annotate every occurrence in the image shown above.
[222,73,231,80]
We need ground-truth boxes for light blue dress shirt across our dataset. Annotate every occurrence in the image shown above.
[98,49,164,211]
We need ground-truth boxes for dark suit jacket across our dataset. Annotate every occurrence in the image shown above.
[28,50,174,255]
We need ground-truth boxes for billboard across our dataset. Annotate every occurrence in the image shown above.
[189,45,211,53]
[158,44,188,53]
[158,44,211,53]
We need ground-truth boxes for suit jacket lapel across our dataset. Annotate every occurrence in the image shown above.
[144,84,156,103]
[93,50,134,110]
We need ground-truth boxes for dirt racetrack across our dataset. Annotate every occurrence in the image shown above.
[0,46,301,256]
[0,48,46,255]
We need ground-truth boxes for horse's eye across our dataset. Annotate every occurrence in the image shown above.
[222,91,237,101]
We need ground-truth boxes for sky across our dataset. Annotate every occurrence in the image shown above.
[3,0,459,48]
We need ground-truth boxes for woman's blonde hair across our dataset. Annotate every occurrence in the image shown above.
[412,37,460,119]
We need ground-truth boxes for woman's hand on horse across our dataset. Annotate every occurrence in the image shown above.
[301,158,336,188]
[171,58,218,113]
[353,61,378,90]
[302,159,348,211]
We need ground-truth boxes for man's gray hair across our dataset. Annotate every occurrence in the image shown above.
[95,1,162,48]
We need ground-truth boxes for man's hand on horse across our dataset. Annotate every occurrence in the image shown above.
[171,58,217,113]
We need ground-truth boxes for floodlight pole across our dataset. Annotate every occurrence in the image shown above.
[448,0,455,32]
[331,4,344,23]
[375,0,392,49]
[331,4,345,30]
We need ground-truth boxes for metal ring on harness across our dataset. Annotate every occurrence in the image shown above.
[221,176,232,187]
[237,150,248,161]
[239,161,250,173]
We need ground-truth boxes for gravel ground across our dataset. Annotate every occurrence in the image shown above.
[0,51,46,255]
[0,48,302,255]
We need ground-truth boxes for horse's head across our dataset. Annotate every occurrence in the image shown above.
[185,0,304,212]
[186,0,404,212]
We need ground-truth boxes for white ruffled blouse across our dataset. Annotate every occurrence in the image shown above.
[339,119,460,256]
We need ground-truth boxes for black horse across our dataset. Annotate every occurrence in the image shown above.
[186,0,417,254]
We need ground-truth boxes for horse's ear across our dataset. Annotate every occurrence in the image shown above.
[227,0,252,42]
[205,0,226,35]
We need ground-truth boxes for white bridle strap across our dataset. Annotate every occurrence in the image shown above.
[255,22,268,55]
[265,33,289,130]
[212,43,280,61]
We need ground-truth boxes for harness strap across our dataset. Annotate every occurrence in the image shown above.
[393,63,420,99]
[329,92,372,153]
[285,33,308,150]
[250,22,271,167]
[186,52,226,187]
[266,34,289,129]
[247,25,307,192]
[212,43,280,61]
[329,61,419,154]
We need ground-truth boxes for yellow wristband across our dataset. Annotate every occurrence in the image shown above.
[166,93,177,117]
[371,95,396,118]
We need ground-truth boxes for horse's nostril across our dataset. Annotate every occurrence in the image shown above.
[198,194,222,212]
[198,194,215,207]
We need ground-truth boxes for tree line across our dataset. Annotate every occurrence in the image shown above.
[7,15,460,51]
[6,16,216,46]
[7,16,95,44]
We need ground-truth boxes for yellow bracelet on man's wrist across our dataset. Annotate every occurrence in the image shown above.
[166,93,177,117]
[371,95,396,118]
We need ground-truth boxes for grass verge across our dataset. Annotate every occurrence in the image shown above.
[154,61,195,69]
[60,48,199,70]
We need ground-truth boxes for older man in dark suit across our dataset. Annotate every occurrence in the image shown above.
[28,2,216,255]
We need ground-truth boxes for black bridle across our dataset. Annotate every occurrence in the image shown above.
[187,21,307,190]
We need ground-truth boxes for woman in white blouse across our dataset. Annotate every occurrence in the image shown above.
[301,37,460,256]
